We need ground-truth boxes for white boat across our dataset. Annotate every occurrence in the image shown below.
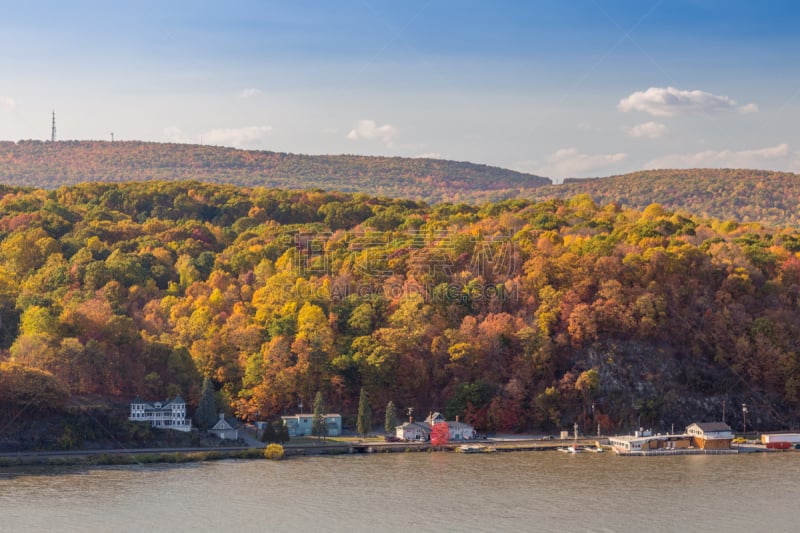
[457,444,496,453]
[559,445,583,453]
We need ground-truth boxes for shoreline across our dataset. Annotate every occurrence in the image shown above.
[0,438,783,468]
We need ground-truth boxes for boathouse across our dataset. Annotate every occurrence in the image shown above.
[685,422,733,450]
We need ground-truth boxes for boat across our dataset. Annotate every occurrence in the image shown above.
[585,445,605,453]
[457,444,496,453]
[559,445,583,453]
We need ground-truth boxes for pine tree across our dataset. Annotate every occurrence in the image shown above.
[274,419,290,443]
[357,387,372,436]
[384,400,398,433]
[312,391,328,440]
[261,421,276,443]
[194,377,218,430]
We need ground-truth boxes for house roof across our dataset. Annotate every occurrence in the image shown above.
[448,421,474,430]
[397,421,431,431]
[212,417,238,431]
[688,422,732,432]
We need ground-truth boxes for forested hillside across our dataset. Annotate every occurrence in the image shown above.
[0,140,549,203]
[534,169,800,228]
[2,181,800,441]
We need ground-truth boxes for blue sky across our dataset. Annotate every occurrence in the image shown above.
[2,0,800,181]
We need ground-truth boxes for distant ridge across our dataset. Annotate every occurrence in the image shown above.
[532,168,800,228]
[0,140,550,204]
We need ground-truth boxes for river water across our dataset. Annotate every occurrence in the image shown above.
[0,451,797,532]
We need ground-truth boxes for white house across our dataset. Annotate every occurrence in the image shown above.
[395,420,432,441]
[209,413,239,440]
[129,396,191,432]
[282,414,342,437]
[395,412,476,441]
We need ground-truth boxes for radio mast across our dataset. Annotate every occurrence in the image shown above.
[51,111,56,142]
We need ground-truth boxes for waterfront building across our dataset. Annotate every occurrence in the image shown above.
[129,396,192,432]
[685,422,734,450]
[395,419,432,441]
[281,413,342,437]
[395,412,476,441]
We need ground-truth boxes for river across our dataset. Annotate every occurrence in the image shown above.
[1,451,797,532]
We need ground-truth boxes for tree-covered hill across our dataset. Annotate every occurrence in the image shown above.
[533,169,800,228]
[2,181,800,447]
[0,140,550,203]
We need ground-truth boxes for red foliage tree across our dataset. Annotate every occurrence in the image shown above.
[430,421,449,446]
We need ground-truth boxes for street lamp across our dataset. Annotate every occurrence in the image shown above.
[742,403,748,437]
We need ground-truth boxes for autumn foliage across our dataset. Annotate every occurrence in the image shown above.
[430,422,449,446]
[0,180,800,433]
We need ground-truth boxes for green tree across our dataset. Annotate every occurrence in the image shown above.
[384,400,398,433]
[261,421,276,443]
[357,387,372,436]
[195,377,218,430]
[274,419,290,444]
[312,390,328,440]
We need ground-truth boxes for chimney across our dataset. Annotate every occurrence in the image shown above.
[409,416,414,423]
[218,412,225,420]
[456,415,459,423]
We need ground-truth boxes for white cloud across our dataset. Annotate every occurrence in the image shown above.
[414,152,443,159]
[202,126,272,148]
[0,96,15,111]
[738,103,759,114]
[163,126,187,143]
[528,148,627,180]
[627,121,667,139]
[238,88,262,99]
[162,125,272,147]
[645,143,789,169]
[618,87,757,116]
[347,119,398,146]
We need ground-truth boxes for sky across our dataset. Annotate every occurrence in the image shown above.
[1,0,800,181]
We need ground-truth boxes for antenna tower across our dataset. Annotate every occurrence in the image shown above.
[51,111,56,142]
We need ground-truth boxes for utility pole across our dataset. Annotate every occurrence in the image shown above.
[742,403,748,437]
[51,110,56,142]
[111,132,114,142]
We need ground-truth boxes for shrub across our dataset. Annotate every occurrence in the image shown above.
[264,443,285,460]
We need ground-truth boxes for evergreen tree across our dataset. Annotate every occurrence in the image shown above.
[194,377,218,430]
[384,400,398,434]
[312,391,328,440]
[261,421,276,443]
[357,387,372,436]
[274,419,290,444]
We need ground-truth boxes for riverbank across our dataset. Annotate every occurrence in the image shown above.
[0,436,788,468]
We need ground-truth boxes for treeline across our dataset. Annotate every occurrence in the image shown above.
[534,168,800,228]
[0,140,549,204]
[2,181,800,434]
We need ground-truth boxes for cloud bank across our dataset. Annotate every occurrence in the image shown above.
[347,119,398,146]
[645,143,789,169]
[530,147,627,180]
[203,126,272,147]
[163,125,272,148]
[619,87,756,116]
[627,121,667,139]
[238,88,262,99]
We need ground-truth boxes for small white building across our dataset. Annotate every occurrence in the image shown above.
[129,395,191,432]
[395,420,432,441]
[281,413,342,437]
[209,413,239,440]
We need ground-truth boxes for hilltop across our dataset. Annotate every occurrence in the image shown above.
[0,140,550,204]
[532,168,800,227]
